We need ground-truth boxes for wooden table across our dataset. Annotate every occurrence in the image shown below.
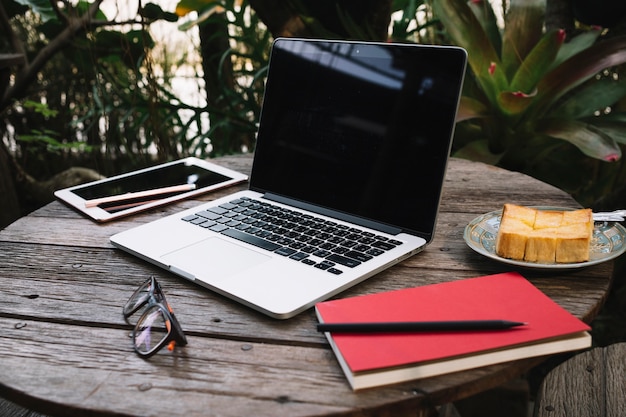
[0,156,614,417]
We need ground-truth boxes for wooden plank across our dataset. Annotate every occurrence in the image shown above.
[0,317,439,417]
[534,343,626,417]
[605,343,626,417]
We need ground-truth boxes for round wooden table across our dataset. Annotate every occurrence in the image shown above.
[0,156,614,417]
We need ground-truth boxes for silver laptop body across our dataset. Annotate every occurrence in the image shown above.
[111,38,467,319]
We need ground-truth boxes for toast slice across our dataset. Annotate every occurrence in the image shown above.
[495,204,536,260]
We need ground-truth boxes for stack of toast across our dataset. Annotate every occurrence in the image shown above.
[495,204,593,263]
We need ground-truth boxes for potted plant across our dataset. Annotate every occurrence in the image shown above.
[433,0,626,208]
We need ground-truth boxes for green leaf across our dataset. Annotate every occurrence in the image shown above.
[23,100,58,117]
[140,3,179,22]
[89,30,153,67]
[551,76,626,119]
[539,119,621,161]
[75,0,106,19]
[501,0,546,80]
[551,28,602,69]
[531,35,626,118]
[456,96,489,122]
[497,90,535,115]
[467,0,501,55]
[510,29,564,94]
[391,0,420,38]
[592,122,626,145]
[433,0,507,106]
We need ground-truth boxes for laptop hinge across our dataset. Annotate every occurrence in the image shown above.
[262,193,403,236]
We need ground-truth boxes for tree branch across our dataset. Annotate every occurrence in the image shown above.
[1,0,106,110]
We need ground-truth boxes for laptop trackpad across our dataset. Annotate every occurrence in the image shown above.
[161,237,271,280]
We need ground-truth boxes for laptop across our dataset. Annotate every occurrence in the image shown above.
[110,38,467,319]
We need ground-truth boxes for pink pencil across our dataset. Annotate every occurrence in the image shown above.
[84,184,196,208]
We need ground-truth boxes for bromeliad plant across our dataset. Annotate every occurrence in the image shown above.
[433,0,626,207]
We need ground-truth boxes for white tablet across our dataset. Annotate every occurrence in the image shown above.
[54,157,248,222]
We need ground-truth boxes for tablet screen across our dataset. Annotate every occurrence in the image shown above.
[72,161,231,201]
[55,157,248,221]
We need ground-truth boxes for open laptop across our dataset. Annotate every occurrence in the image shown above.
[110,38,467,319]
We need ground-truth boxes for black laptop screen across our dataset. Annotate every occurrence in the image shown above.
[250,39,466,240]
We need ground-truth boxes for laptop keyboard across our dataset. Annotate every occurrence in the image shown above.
[181,197,403,275]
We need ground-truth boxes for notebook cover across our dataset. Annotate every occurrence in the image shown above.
[315,272,591,373]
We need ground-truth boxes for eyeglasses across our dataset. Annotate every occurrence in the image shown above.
[123,276,187,358]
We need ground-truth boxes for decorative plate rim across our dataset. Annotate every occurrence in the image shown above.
[463,206,626,270]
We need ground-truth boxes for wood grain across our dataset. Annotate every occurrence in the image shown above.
[534,343,626,417]
[0,156,615,417]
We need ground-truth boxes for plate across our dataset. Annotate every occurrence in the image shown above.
[463,207,626,270]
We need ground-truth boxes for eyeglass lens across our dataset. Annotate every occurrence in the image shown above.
[133,304,172,356]
[123,278,164,324]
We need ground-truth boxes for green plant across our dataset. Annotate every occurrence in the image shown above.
[390,0,441,43]
[18,101,93,154]
[2,0,186,173]
[433,0,626,207]
[176,0,271,156]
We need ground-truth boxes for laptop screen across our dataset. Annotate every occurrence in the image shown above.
[250,39,466,240]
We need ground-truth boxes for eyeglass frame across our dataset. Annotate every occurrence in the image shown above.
[123,276,187,358]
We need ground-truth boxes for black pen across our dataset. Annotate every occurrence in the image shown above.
[316,320,527,333]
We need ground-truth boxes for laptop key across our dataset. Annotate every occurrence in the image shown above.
[199,220,217,228]
[289,252,309,261]
[326,254,361,268]
[221,228,281,252]
[366,248,385,256]
[209,224,229,233]
[332,246,349,255]
[208,206,228,215]
[196,210,221,220]
[345,250,373,263]
[313,249,331,258]
[275,247,297,257]
[353,244,370,253]
[371,240,396,251]
[314,261,334,270]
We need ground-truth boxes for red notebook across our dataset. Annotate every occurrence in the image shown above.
[315,272,591,390]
